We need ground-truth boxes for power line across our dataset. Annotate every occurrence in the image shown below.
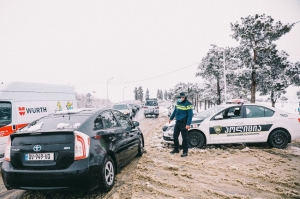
[111,61,200,84]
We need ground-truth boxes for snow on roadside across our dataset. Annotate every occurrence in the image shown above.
[131,119,300,199]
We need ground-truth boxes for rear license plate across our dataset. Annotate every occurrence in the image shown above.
[25,153,54,161]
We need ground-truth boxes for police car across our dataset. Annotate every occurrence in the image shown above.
[162,103,300,149]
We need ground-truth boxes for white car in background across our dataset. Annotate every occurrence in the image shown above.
[112,103,133,119]
[162,103,300,149]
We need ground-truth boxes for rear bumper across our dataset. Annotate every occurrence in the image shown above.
[144,109,159,115]
[1,158,92,191]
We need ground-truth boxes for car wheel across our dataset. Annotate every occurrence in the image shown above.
[188,131,205,149]
[144,114,147,118]
[268,130,289,149]
[100,156,115,192]
[137,137,144,156]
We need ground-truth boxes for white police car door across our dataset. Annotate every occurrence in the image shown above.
[242,105,274,142]
[209,106,244,143]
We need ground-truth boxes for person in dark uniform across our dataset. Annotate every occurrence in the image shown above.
[169,92,193,157]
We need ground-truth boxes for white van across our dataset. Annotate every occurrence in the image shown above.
[0,82,77,162]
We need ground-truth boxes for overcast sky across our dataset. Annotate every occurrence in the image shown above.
[1,0,299,102]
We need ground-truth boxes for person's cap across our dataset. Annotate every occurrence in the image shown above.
[177,92,187,98]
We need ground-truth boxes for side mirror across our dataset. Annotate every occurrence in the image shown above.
[214,115,223,120]
[132,121,139,127]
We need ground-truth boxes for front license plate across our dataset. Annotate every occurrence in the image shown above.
[25,153,54,161]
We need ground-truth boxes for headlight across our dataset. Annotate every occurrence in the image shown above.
[166,126,174,131]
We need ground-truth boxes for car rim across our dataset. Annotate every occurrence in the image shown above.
[189,135,200,146]
[273,133,284,145]
[105,161,114,186]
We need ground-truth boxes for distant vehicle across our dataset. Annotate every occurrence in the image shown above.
[0,81,77,163]
[1,108,144,191]
[144,100,159,118]
[129,104,138,116]
[162,103,300,149]
[112,103,133,119]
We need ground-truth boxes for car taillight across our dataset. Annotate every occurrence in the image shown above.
[74,131,90,161]
[4,137,11,162]
[298,118,300,122]
[144,106,148,109]
[156,106,159,109]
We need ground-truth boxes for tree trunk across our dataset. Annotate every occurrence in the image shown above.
[271,91,276,107]
[251,49,257,103]
[204,100,207,110]
[217,78,221,105]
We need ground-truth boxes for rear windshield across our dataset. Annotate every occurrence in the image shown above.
[12,134,74,145]
[0,102,12,128]
[113,104,128,110]
[18,114,90,133]
[145,101,158,106]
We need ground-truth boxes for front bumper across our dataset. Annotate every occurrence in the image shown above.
[162,129,183,145]
[1,158,92,191]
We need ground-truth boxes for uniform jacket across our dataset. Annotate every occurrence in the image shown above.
[170,100,193,125]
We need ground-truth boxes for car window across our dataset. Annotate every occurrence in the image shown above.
[101,111,119,129]
[112,110,132,128]
[94,116,104,130]
[212,106,241,120]
[245,105,274,118]
[0,102,12,127]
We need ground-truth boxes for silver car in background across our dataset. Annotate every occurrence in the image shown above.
[143,100,159,118]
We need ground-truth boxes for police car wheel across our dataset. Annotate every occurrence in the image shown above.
[137,137,144,156]
[188,131,205,149]
[100,156,115,192]
[268,130,289,149]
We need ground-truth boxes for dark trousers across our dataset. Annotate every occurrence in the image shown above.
[173,121,189,153]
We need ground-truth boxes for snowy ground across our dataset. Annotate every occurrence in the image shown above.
[128,108,300,199]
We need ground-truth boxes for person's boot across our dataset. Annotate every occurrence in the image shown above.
[170,149,179,154]
[181,153,188,157]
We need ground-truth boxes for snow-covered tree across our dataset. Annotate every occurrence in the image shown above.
[145,88,149,100]
[231,14,294,103]
[133,87,138,100]
[137,86,143,101]
[256,48,296,107]
[196,47,240,104]
[297,90,300,100]
[164,90,168,101]
[75,92,113,108]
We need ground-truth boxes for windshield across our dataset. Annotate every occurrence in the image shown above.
[113,104,128,110]
[18,114,90,132]
[194,105,225,119]
[0,102,12,128]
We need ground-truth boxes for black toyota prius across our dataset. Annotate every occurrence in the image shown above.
[1,108,144,192]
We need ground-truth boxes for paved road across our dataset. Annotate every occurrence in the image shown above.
[0,108,167,199]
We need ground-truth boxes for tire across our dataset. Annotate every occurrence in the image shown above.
[144,114,147,118]
[137,137,144,157]
[188,131,205,149]
[268,130,289,149]
[100,156,115,192]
